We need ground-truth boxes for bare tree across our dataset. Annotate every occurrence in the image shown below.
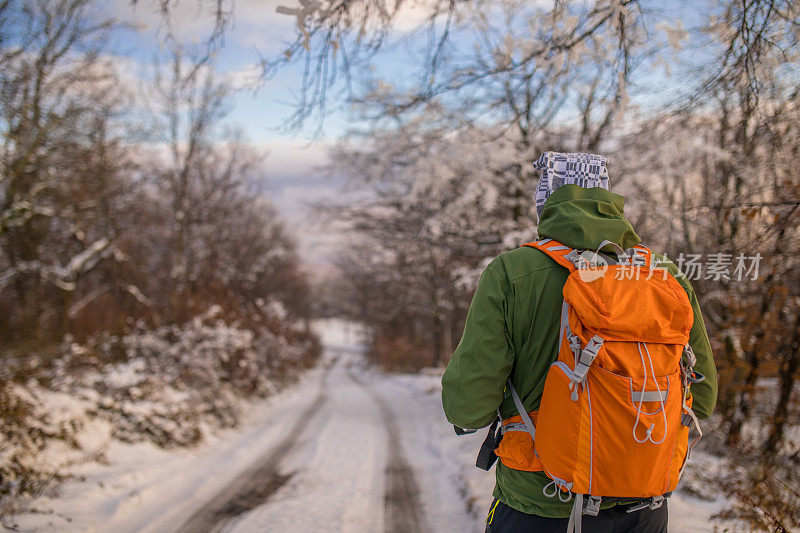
[263,0,643,131]
[0,0,130,342]
[613,3,800,521]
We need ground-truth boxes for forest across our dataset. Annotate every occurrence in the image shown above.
[0,0,319,520]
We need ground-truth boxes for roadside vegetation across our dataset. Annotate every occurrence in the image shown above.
[0,0,319,522]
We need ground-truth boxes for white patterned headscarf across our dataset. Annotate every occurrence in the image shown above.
[534,151,610,220]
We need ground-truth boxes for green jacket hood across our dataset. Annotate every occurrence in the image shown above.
[536,184,641,250]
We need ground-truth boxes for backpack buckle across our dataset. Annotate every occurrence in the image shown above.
[626,494,667,513]
[682,344,697,368]
[580,335,604,364]
[687,370,705,384]
[564,249,584,269]
[583,495,602,516]
[572,335,604,384]
[650,495,665,509]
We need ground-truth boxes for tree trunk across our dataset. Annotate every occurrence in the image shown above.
[764,314,800,453]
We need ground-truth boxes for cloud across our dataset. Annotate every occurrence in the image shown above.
[257,137,329,178]
[253,138,351,264]
[109,0,214,41]
[225,63,264,91]
[108,0,297,50]
[392,1,438,33]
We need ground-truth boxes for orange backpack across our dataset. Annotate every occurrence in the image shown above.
[497,238,704,531]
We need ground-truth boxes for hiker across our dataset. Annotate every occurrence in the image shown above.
[441,152,717,533]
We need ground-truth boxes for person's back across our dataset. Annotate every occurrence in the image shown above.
[441,153,717,532]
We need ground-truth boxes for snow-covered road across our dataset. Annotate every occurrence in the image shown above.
[219,350,434,533]
[15,321,724,532]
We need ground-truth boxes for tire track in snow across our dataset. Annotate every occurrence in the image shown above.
[347,368,428,533]
[174,360,332,533]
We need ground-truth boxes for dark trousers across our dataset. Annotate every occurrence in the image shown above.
[484,499,668,533]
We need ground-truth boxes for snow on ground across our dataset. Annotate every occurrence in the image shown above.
[226,351,388,533]
[311,318,370,351]
[14,320,730,532]
[11,359,330,532]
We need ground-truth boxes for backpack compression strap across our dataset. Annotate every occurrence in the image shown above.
[507,380,536,442]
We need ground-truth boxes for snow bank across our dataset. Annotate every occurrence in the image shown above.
[0,307,319,525]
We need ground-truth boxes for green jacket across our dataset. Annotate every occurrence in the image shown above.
[441,185,717,518]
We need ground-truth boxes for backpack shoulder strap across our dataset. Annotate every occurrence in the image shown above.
[525,238,654,270]
[522,238,578,272]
